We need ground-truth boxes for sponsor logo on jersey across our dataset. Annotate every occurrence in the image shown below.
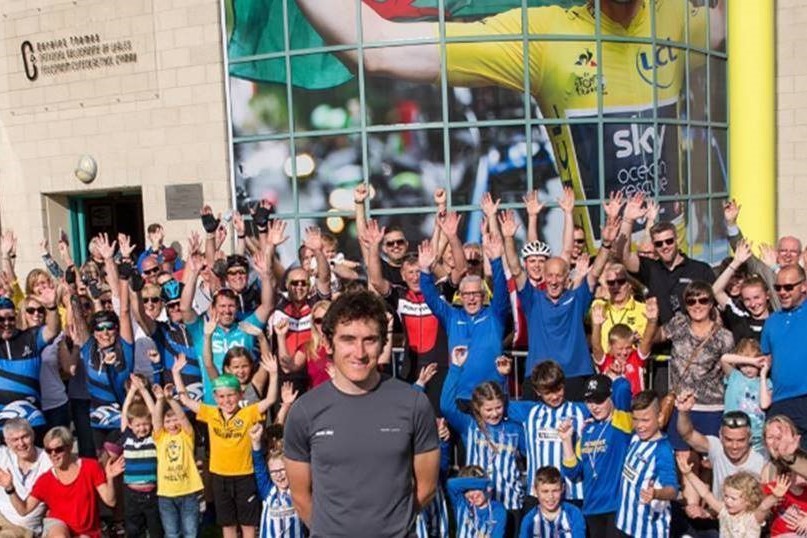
[636,41,679,88]
[573,48,606,96]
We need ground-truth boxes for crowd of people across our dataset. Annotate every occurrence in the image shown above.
[0,185,805,538]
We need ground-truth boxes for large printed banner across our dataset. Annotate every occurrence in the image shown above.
[226,0,728,262]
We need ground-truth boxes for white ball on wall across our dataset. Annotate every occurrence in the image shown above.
[75,154,97,183]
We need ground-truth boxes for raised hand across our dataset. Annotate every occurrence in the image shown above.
[436,418,450,443]
[495,356,512,377]
[249,423,264,444]
[498,210,520,238]
[451,345,468,367]
[267,220,289,247]
[601,217,621,243]
[557,186,576,214]
[304,226,323,252]
[364,219,385,247]
[118,234,136,259]
[354,183,370,204]
[723,199,741,226]
[557,419,574,442]
[522,190,544,217]
[759,243,777,268]
[591,303,606,326]
[274,318,289,337]
[204,310,219,336]
[675,452,693,474]
[480,192,500,218]
[105,455,126,479]
[40,239,50,256]
[433,188,447,207]
[674,390,696,412]
[280,382,299,405]
[0,231,16,256]
[623,193,647,221]
[187,231,202,256]
[0,468,12,489]
[260,352,279,375]
[773,474,793,498]
[418,239,436,272]
[732,239,753,265]
[129,374,145,392]
[152,384,165,399]
[437,211,461,238]
[95,233,117,260]
[200,205,220,234]
[645,199,660,226]
[172,353,187,376]
[416,363,438,387]
[602,191,625,221]
[232,212,246,237]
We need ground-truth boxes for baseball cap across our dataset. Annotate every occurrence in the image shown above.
[583,374,612,403]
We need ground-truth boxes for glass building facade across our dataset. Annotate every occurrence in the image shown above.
[224,0,728,263]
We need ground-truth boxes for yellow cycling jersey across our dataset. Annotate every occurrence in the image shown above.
[442,0,709,242]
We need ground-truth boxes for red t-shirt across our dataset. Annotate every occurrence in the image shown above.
[306,345,331,390]
[765,482,807,536]
[31,458,106,538]
[597,350,647,396]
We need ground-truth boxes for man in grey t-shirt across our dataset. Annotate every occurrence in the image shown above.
[284,290,440,537]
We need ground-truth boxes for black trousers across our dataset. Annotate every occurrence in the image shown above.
[124,487,164,538]
[586,512,621,538]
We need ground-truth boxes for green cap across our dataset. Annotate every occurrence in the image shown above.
[212,374,241,392]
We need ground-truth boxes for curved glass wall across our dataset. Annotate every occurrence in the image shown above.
[224,0,728,263]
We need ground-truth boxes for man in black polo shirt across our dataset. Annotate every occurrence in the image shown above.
[618,194,715,393]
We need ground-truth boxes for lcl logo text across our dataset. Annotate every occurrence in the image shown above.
[21,41,38,81]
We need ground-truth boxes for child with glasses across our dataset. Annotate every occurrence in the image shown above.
[720,338,773,453]
[249,423,305,538]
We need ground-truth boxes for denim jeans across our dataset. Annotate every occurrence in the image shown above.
[124,487,164,538]
[158,494,200,538]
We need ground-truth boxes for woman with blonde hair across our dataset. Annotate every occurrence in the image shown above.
[276,300,332,391]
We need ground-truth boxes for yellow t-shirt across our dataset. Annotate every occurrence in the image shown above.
[443,1,708,243]
[154,428,204,497]
[197,403,263,476]
[592,296,648,352]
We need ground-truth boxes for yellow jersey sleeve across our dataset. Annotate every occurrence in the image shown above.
[612,409,633,434]
[195,404,214,424]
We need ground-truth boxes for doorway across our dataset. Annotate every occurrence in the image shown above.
[68,191,144,265]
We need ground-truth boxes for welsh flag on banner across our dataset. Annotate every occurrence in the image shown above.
[227,0,578,89]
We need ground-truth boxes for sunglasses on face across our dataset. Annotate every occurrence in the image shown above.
[653,237,676,248]
[574,238,586,245]
[166,301,181,310]
[94,322,118,332]
[312,317,324,325]
[0,316,15,324]
[100,299,113,306]
[288,280,308,288]
[25,307,45,315]
[142,297,161,305]
[722,413,750,429]
[227,269,247,276]
[606,277,627,288]
[466,258,482,266]
[773,280,804,293]
[45,445,66,455]
[385,239,406,248]
[142,267,160,276]
[460,291,483,298]
[685,296,712,306]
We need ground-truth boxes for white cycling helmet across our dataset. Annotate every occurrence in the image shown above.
[521,241,552,260]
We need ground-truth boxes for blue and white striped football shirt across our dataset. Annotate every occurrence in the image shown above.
[616,435,678,538]
[416,484,448,538]
[518,502,586,538]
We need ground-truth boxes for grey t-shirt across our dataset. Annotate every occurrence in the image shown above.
[284,375,438,538]
[707,435,767,499]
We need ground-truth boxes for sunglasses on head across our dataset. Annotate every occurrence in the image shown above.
[385,239,406,248]
[722,412,749,429]
[45,445,66,455]
[653,237,676,248]
[288,279,308,288]
[25,306,45,315]
[773,280,804,292]
[142,266,160,276]
[606,277,627,288]
[685,296,712,306]
[142,297,161,304]
[94,321,118,332]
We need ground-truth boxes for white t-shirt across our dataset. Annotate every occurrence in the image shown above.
[0,447,51,533]
[707,435,767,499]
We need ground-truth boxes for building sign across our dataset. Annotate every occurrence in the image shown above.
[3,0,158,114]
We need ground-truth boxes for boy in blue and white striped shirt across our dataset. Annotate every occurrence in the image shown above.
[519,466,585,538]
[508,361,587,500]
[616,390,679,538]
[249,423,305,538]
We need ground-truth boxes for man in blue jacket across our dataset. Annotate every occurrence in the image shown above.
[418,230,510,400]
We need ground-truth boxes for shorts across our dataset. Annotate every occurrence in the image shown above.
[666,408,723,451]
[210,473,260,527]
[41,518,70,537]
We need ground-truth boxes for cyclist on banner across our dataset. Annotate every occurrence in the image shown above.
[292,0,725,245]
